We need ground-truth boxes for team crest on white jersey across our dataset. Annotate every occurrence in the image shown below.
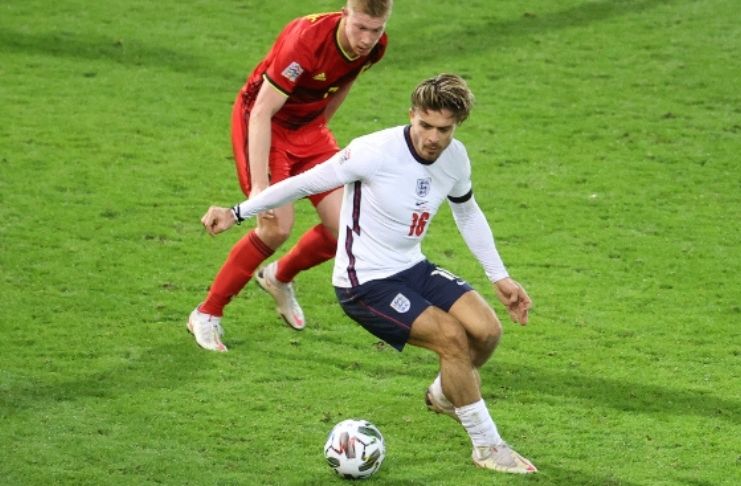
[281,61,304,82]
[338,148,351,164]
[390,293,411,313]
[416,177,431,197]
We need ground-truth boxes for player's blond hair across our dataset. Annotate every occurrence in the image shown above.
[347,0,393,18]
[411,74,475,124]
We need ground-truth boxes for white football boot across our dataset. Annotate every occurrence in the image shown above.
[187,307,227,352]
[472,443,537,474]
[255,262,305,330]
[424,386,460,423]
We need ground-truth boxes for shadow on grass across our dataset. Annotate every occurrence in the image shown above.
[0,29,235,81]
[265,336,739,425]
[487,361,739,424]
[0,342,210,417]
[292,463,644,486]
[0,0,684,82]
[393,0,684,66]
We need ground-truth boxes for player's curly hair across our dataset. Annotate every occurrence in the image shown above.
[411,73,475,124]
[348,0,393,18]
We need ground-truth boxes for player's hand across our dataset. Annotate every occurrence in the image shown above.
[494,277,532,325]
[250,185,275,220]
[201,206,237,236]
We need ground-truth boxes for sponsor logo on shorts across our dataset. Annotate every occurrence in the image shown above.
[431,267,467,286]
[338,148,351,164]
[390,293,411,313]
[281,61,304,82]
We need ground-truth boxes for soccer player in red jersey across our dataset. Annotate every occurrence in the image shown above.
[188,0,393,352]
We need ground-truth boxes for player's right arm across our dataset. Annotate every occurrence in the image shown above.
[202,156,348,236]
[247,78,289,195]
[201,137,377,236]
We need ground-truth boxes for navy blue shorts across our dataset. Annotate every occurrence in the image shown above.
[334,260,474,351]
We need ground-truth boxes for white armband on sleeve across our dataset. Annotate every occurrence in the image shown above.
[449,194,509,282]
[233,160,344,222]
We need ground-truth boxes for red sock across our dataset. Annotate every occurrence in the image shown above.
[200,231,274,316]
[274,224,337,283]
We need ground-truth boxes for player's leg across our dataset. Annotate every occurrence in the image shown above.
[447,290,502,368]
[195,177,295,321]
[188,100,294,351]
[411,262,536,473]
[417,264,499,380]
[255,187,339,329]
[274,125,340,282]
[411,306,535,474]
[256,124,340,329]
[425,291,501,418]
[406,308,529,471]
[270,187,340,283]
[407,307,481,406]
[313,186,341,236]
[334,272,534,474]
[198,202,294,313]
[334,261,479,407]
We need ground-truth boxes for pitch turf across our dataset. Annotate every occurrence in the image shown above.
[1,0,738,484]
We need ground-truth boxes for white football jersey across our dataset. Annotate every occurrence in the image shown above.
[233,124,507,287]
[330,125,472,287]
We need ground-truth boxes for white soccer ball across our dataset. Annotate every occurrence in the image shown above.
[323,419,385,479]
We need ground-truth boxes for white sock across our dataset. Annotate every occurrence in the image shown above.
[430,374,453,408]
[455,399,503,448]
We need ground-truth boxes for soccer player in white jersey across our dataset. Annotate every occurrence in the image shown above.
[199,74,537,474]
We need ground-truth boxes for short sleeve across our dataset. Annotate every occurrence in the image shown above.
[447,141,473,200]
[264,26,313,95]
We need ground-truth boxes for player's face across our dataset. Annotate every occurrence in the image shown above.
[408,108,458,161]
[341,8,387,57]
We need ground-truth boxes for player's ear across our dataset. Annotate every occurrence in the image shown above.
[408,107,414,122]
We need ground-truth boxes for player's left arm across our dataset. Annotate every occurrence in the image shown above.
[449,194,532,325]
[322,81,354,122]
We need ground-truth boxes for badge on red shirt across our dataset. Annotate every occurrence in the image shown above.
[281,61,304,83]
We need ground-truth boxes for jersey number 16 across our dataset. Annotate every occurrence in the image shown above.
[408,211,430,236]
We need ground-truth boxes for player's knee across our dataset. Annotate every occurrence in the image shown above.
[480,316,502,352]
[469,309,502,351]
[271,226,292,243]
[255,224,291,248]
[437,315,470,361]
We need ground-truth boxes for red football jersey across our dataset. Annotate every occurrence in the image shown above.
[239,12,387,130]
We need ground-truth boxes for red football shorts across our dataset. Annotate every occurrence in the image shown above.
[231,93,340,206]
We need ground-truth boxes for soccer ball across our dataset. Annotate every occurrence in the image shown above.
[323,419,385,479]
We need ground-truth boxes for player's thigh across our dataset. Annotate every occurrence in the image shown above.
[334,276,467,355]
[255,203,295,248]
[254,144,297,242]
[314,188,342,237]
[291,124,340,208]
[415,261,500,344]
[448,290,502,344]
[333,279,437,352]
[407,305,469,358]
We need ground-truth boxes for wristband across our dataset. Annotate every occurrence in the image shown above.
[231,205,243,225]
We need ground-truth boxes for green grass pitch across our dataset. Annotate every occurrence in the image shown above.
[1,0,738,484]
